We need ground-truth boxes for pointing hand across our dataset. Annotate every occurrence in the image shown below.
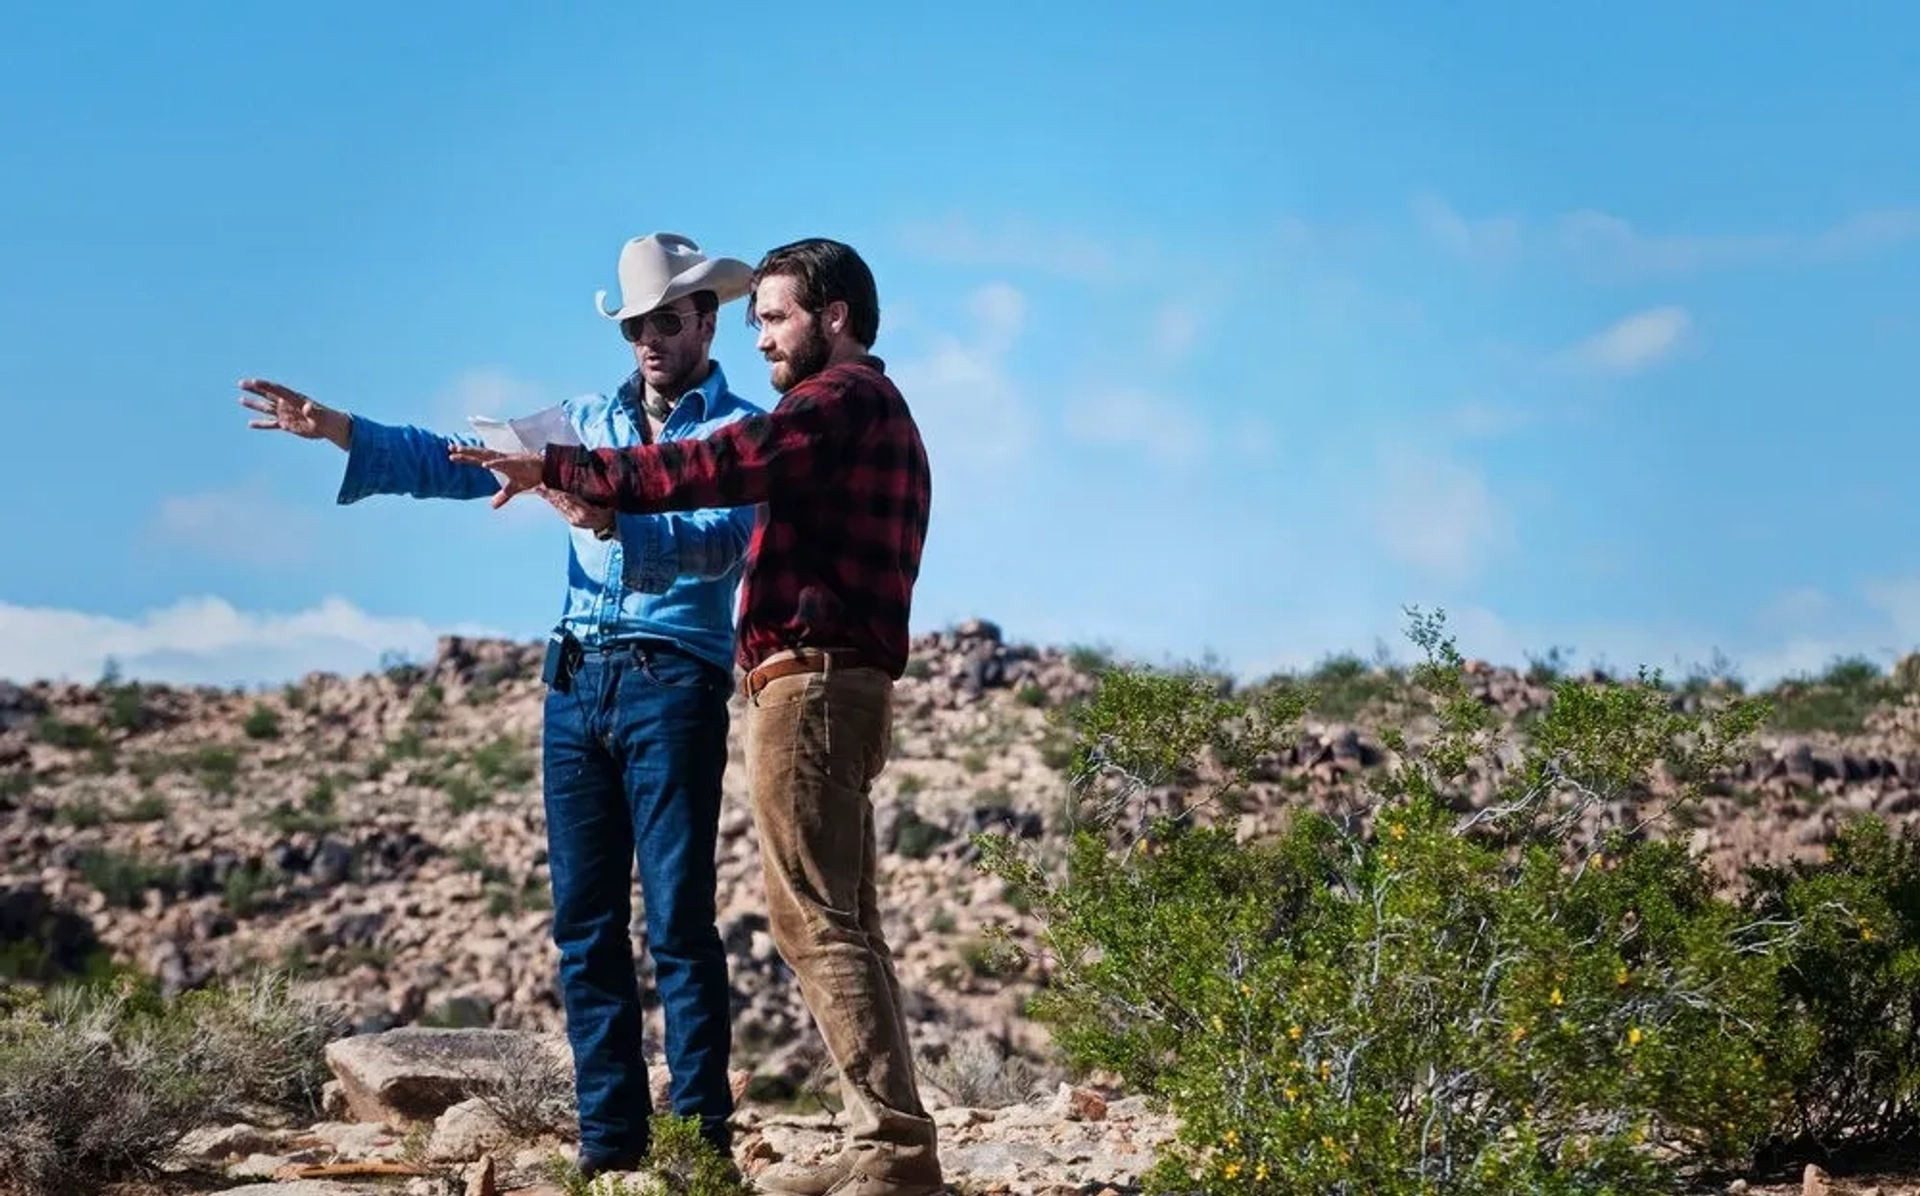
[447,445,544,508]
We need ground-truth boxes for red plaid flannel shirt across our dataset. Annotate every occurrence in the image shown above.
[542,355,931,679]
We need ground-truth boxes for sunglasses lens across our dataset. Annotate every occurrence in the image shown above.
[624,311,686,340]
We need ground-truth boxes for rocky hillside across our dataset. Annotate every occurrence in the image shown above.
[5,621,1920,1105]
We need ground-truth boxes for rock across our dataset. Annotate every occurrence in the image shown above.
[1804,1163,1831,1196]
[323,1027,566,1127]
[173,1123,285,1162]
[1044,1083,1108,1121]
[466,1154,497,1196]
[302,1120,403,1160]
[427,1098,509,1162]
[941,1141,1062,1183]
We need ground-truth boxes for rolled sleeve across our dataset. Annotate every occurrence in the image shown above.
[617,512,681,594]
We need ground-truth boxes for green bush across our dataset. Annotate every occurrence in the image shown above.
[974,608,1853,1195]
[242,701,282,740]
[0,969,347,1195]
[1743,814,1920,1156]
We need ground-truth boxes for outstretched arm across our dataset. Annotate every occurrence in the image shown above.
[238,377,501,504]
[336,417,502,505]
[449,373,872,512]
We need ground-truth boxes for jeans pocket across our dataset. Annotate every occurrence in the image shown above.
[638,647,724,693]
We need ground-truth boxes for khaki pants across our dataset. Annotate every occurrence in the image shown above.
[745,660,941,1181]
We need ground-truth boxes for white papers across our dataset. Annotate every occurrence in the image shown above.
[466,404,582,485]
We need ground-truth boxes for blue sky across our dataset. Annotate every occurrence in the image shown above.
[2,1,1916,688]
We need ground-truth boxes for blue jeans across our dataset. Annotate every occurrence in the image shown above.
[541,639,735,1163]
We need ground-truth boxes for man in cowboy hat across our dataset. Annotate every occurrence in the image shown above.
[236,232,764,1178]
[450,237,943,1196]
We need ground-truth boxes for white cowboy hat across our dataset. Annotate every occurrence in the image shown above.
[594,232,754,322]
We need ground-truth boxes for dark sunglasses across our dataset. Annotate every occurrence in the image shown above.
[621,306,700,342]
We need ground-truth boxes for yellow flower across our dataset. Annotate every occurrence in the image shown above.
[1223,1130,1238,1148]
[1223,1161,1241,1180]
[1615,964,1629,987]
[1319,1059,1332,1080]
[1627,1026,1643,1047]
[1255,1163,1269,1181]
[1592,851,1605,870]
[1549,987,1564,1007]
[1511,1023,1528,1042]
[1289,1024,1303,1041]
[1389,822,1406,839]
[1284,1086,1299,1102]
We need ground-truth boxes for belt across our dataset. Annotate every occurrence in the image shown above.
[741,649,875,698]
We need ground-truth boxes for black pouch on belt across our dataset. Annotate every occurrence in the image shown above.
[541,629,581,693]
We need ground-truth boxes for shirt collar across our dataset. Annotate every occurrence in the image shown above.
[616,359,732,423]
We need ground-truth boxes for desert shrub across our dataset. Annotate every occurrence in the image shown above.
[978,608,1800,1195]
[466,1032,576,1139]
[918,1028,1047,1109]
[242,701,281,740]
[1760,654,1907,735]
[546,1112,748,1196]
[1743,814,1920,1156]
[0,969,347,1195]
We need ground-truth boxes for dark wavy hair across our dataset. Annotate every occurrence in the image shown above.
[747,238,880,347]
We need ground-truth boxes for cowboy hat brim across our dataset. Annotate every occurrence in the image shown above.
[595,256,754,322]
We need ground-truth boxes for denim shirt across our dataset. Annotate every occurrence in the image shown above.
[335,362,764,673]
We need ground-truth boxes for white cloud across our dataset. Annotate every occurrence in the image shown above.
[895,215,1127,284]
[0,596,497,687]
[1231,415,1277,460]
[890,283,1038,488]
[1151,303,1202,360]
[151,485,323,567]
[430,367,552,431]
[1367,448,1513,583]
[1564,306,1692,376]
[1412,195,1920,282]
[1411,192,1523,267]
[1446,400,1532,439]
[967,282,1026,352]
[1061,388,1205,468]
[1554,205,1920,280]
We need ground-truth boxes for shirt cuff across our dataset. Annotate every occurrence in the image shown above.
[336,414,390,504]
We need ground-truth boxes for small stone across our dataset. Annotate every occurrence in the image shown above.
[427,1098,509,1163]
[1804,1163,1831,1196]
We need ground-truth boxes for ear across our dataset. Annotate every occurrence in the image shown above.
[823,299,850,337]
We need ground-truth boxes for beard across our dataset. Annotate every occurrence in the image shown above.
[767,322,832,394]
[640,348,704,402]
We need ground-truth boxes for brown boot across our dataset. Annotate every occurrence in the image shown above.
[754,1148,854,1196]
[821,1164,945,1196]
[815,1144,943,1196]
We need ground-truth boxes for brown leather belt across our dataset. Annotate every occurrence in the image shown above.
[741,649,875,699]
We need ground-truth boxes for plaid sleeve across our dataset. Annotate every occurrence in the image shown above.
[542,371,877,513]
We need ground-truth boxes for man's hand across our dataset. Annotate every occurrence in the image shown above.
[238,378,352,450]
[540,489,615,535]
[446,446,544,508]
